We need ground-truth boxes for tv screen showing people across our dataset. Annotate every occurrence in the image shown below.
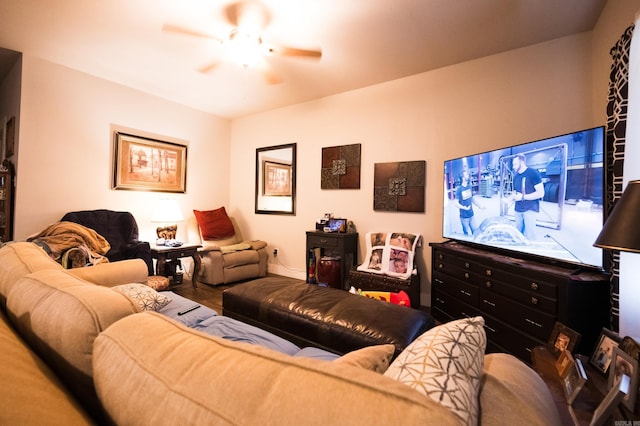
[442,126,604,269]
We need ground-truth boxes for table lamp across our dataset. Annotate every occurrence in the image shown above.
[151,199,184,240]
[594,180,640,252]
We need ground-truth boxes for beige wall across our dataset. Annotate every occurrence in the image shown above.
[230,1,640,307]
[230,33,594,305]
[15,56,231,243]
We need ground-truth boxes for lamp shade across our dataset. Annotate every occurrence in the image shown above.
[151,199,184,223]
[594,180,640,253]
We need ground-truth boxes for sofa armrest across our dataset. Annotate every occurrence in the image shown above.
[68,259,148,287]
[247,240,267,250]
[479,353,562,426]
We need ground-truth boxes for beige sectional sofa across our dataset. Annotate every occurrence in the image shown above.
[0,242,562,425]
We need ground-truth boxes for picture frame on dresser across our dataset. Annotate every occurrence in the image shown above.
[590,327,622,375]
[591,374,630,426]
[562,356,588,405]
[547,322,581,358]
[608,346,638,412]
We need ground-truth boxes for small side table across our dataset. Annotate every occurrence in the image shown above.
[150,243,202,289]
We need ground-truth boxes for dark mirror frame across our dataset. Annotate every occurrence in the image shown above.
[255,143,296,215]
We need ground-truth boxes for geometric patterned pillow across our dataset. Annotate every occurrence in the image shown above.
[383,316,486,426]
[112,283,172,312]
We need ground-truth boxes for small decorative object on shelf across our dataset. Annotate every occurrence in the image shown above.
[608,346,638,412]
[562,356,588,404]
[547,321,581,359]
[590,374,631,426]
[590,327,622,375]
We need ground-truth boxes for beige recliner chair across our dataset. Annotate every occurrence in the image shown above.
[186,215,268,286]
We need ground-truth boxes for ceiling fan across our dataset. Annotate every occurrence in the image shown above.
[162,1,322,84]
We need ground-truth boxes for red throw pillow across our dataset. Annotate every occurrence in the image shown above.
[193,207,235,240]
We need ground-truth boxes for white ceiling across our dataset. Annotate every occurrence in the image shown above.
[0,0,607,119]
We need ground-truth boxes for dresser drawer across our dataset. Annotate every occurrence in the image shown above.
[432,288,480,320]
[483,314,544,363]
[481,279,556,315]
[432,273,478,305]
[482,266,558,299]
[307,235,339,248]
[479,288,555,341]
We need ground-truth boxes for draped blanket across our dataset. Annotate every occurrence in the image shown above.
[27,221,111,267]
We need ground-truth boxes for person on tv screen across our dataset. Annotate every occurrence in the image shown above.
[454,170,484,236]
[511,154,545,240]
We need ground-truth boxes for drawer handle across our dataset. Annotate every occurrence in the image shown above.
[530,282,539,291]
[435,297,444,304]
[438,254,443,260]
[460,290,471,297]
[483,324,496,333]
[485,281,492,288]
[464,262,470,268]
[531,297,538,305]
[525,318,543,328]
[434,278,443,284]
[464,272,470,279]
[485,269,492,277]
[438,263,444,269]
[482,299,496,307]
[320,239,328,243]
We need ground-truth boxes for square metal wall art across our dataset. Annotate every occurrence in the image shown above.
[321,143,361,189]
[373,160,426,212]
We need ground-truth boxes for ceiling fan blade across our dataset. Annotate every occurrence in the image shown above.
[162,23,222,43]
[266,46,322,59]
[197,61,221,74]
[225,1,271,33]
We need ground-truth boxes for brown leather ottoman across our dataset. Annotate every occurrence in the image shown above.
[222,277,435,357]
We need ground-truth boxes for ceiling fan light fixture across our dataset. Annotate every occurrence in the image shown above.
[226,29,263,68]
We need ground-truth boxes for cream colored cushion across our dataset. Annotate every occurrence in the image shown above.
[0,309,93,425]
[112,283,172,311]
[6,269,140,415]
[334,344,395,373]
[0,242,61,305]
[94,312,461,426]
[384,316,486,426]
[68,258,148,287]
[479,353,563,426]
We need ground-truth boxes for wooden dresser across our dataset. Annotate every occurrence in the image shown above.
[430,240,610,363]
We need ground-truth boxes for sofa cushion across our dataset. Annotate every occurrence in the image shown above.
[479,353,562,426]
[334,343,395,373]
[384,316,486,426]
[94,312,461,425]
[6,269,141,417]
[0,309,93,425]
[194,207,235,240]
[112,283,172,311]
[0,242,62,307]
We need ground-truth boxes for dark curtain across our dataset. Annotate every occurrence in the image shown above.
[604,24,635,332]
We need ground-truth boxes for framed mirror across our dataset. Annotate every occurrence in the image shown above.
[255,143,296,215]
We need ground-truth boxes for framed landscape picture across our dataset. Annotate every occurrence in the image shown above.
[113,132,187,193]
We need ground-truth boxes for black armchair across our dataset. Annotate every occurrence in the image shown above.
[61,209,154,275]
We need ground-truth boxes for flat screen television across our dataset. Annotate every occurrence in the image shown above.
[442,126,605,269]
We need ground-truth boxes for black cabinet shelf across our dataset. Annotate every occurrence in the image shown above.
[306,231,358,290]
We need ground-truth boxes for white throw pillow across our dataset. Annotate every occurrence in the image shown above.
[384,316,486,425]
[112,283,172,311]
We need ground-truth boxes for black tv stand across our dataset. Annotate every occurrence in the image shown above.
[429,240,610,363]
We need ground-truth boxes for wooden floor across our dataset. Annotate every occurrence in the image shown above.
[169,275,304,314]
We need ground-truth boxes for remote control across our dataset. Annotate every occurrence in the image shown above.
[177,304,201,316]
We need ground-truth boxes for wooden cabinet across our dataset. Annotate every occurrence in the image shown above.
[306,231,358,290]
[430,240,610,363]
[0,161,14,243]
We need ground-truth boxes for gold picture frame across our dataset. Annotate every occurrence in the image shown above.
[113,132,187,193]
[262,160,292,196]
